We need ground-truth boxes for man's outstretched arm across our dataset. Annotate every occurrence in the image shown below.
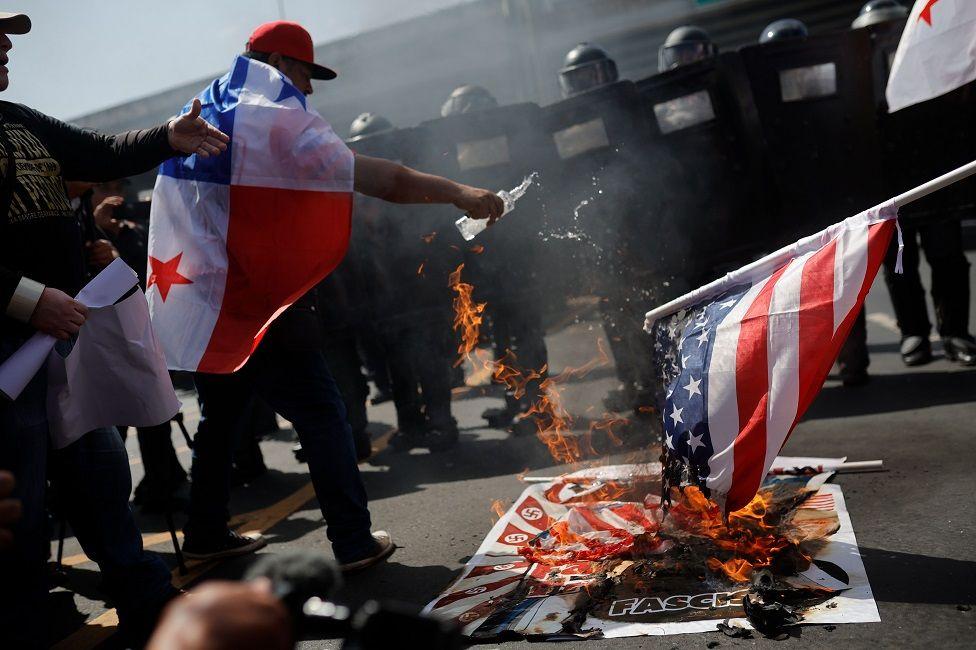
[353,154,504,223]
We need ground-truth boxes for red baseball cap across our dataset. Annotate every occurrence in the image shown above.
[246,21,337,80]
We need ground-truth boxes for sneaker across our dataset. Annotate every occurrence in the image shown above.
[943,336,976,366]
[182,530,267,561]
[339,531,395,573]
[900,336,932,366]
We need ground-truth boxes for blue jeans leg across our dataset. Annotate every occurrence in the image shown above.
[246,346,375,563]
[0,342,51,649]
[50,427,176,625]
[185,370,252,539]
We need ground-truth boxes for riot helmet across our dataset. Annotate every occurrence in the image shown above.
[440,85,498,117]
[348,112,393,142]
[758,18,809,44]
[851,0,908,29]
[658,25,718,72]
[558,42,619,98]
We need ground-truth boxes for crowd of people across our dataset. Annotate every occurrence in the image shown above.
[0,2,974,649]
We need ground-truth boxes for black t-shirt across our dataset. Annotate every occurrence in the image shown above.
[0,101,177,334]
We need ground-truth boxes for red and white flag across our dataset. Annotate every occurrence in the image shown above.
[645,206,897,513]
[148,56,354,372]
[886,0,976,112]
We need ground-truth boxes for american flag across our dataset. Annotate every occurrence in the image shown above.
[648,205,898,513]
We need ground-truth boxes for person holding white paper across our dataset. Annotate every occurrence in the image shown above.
[0,12,230,647]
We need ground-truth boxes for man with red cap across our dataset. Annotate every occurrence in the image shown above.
[175,21,503,572]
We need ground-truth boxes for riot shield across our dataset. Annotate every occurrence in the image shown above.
[417,103,558,423]
[540,81,655,298]
[417,102,557,306]
[635,51,768,285]
[740,29,886,244]
[541,82,661,414]
[867,18,976,223]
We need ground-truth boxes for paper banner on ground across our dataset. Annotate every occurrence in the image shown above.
[425,459,879,640]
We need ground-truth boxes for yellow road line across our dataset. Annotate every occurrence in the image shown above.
[52,482,316,650]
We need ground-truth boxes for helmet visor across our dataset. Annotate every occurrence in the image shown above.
[558,59,618,98]
[658,42,716,72]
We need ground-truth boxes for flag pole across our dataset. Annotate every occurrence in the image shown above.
[643,159,976,326]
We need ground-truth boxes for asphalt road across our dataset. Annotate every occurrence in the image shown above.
[49,249,976,649]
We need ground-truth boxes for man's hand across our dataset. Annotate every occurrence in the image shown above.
[0,471,21,551]
[454,185,505,224]
[86,240,120,270]
[147,580,292,650]
[29,288,88,340]
[93,196,124,236]
[168,98,230,158]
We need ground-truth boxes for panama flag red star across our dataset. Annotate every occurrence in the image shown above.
[147,253,193,301]
[886,0,976,112]
[148,55,354,373]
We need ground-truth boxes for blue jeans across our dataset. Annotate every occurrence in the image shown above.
[187,344,375,563]
[0,337,175,648]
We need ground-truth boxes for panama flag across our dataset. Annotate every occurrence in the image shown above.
[886,0,976,112]
[148,55,354,373]
[646,205,897,513]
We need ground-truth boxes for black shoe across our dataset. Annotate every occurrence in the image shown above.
[840,367,870,387]
[369,389,394,406]
[426,424,459,453]
[353,428,372,462]
[943,336,976,366]
[900,336,933,367]
[182,530,267,561]
[482,406,516,429]
[388,426,425,452]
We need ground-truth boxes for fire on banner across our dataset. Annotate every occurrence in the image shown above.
[644,205,897,513]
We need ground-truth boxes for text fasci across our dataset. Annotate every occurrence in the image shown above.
[607,590,748,617]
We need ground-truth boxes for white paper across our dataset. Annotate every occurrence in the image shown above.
[45,289,181,449]
[0,259,139,401]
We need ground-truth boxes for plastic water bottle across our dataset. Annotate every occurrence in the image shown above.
[454,190,514,241]
[454,173,537,242]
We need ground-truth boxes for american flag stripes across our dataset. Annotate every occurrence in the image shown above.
[650,205,897,513]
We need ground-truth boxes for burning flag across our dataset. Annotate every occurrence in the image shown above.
[645,204,897,513]
[148,55,354,372]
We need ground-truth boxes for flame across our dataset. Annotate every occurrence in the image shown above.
[490,499,507,522]
[449,263,487,367]
[470,244,485,254]
[417,262,425,275]
[421,231,437,244]
[666,486,805,583]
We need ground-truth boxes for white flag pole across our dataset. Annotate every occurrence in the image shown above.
[643,159,976,327]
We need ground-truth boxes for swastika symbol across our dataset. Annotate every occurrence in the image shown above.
[492,563,517,571]
[459,611,481,623]
[520,506,544,521]
[503,533,529,544]
[464,586,488,595]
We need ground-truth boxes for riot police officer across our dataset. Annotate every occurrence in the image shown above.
[657,25,718,72]
[553,43,659,415]
[438,85,551,433]
[851,0,908,29]
[440,84,498,117]
[759,18,809,44]
[852,0,976,367]
[558,42,618,98]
